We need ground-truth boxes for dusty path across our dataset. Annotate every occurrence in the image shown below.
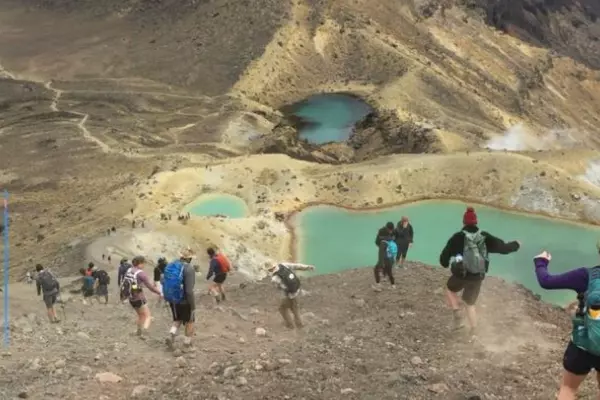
[44,80,113,153]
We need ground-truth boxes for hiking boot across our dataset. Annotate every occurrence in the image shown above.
[452,311,465,330]
[221,293,226,302]
[390,285,397,290]
[166,335,175,350]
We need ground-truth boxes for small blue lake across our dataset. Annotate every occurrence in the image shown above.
[283,93,372,144]
[292,200,600,306]
[186,193,248,218]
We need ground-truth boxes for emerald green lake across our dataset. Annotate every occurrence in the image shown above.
[292,201,600,306]
[186,193,248,218]
[284,93,372,144]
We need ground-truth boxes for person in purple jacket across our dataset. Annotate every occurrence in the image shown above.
[535,247,600,400]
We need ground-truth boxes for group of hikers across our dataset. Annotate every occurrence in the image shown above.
[33,204,600,398]
[374,206,600,399]
[35,245,315,349]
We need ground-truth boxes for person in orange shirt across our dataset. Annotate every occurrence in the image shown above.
[206,247,231,303]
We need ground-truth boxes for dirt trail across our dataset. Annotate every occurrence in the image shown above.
[43,80,113,153]
[2,263,596,400]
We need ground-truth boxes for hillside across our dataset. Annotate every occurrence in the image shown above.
[1,264,592,400]
[2,1,600,398]
[1,0,600,274]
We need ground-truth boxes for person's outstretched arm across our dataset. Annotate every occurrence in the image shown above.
[439,233,462,268]
[280,262,315,271]
[138,271,161,296]
[36,278,41,296]
[534,255,588,292]
[482,232,520,254]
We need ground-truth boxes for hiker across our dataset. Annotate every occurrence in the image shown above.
[102,254,105,261]
[373,222,398,290]
[117,258,131,286]
[534,246,600,400]
[86,262,95,276]
[107,255,111,263]
[266,262,315,329]
[154,257,168,306]
[94,267,111,304]
[163,249,196,348]
[35,264,60,323]
[206,247,231,303]
[439,206,520,336]
[80,268,96,304]
[119,255,162,338]
[26,271,32,284]
[395,216,414,268]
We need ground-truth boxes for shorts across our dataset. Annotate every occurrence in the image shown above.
[213,273,227,284]
[96,284,108,296]
[43,293,57,308]
[563,341,600,375]
[446,275,483,306]
[169,303,194,324]
[395,242,410,260]
[129,299,147,309]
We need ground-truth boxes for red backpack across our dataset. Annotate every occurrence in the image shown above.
[215,253,231,273]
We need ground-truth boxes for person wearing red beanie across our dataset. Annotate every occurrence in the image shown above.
[439,206,521,337]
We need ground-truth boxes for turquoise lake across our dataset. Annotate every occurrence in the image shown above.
[285,93,372,144]
[186,194,248,218]
[292,201,600,306]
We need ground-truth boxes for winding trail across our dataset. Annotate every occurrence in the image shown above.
[45,80,112,153]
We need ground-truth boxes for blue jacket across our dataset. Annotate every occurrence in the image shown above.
[206,258,222,280]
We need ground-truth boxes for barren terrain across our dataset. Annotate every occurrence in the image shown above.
[1,0,600,398]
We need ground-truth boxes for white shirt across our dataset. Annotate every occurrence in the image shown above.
[271,262,312,299]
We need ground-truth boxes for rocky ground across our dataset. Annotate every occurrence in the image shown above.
[1,263,593,400]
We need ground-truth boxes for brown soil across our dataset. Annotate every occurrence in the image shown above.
[2,263,593,400]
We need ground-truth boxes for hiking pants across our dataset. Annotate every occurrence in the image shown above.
[279,296,302,328]
[374,259,394,285]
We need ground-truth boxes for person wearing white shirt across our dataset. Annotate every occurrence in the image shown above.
[267,262,315,329]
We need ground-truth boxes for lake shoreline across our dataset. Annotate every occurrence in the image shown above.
[285,197,599,307]
[285,196,600,262]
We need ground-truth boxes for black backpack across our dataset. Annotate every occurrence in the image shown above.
[96,270,110,285]
[275,265,301,294]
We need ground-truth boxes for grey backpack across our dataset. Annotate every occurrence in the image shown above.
[39,270,58,292]
[462,231,488,275]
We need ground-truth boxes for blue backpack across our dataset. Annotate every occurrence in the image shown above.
[385,240,398,261]
[162,260,185,304]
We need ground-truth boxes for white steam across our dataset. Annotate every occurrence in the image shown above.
[485,124,579,151]
[581,160,600,188]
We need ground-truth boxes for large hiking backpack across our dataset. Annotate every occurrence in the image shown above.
[39,269,58,293]
[462,231,488,275]
[119,268,142,300]
[162,260,185,304]
[215,253,231,274]
[573,267,600,355]
[385,240,398,261]
[275,265,301,294]
[96,269,110,285]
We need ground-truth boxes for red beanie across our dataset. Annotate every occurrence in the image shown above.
[463,207,478,225]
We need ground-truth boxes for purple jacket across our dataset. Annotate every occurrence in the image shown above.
[534,257,591,293]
